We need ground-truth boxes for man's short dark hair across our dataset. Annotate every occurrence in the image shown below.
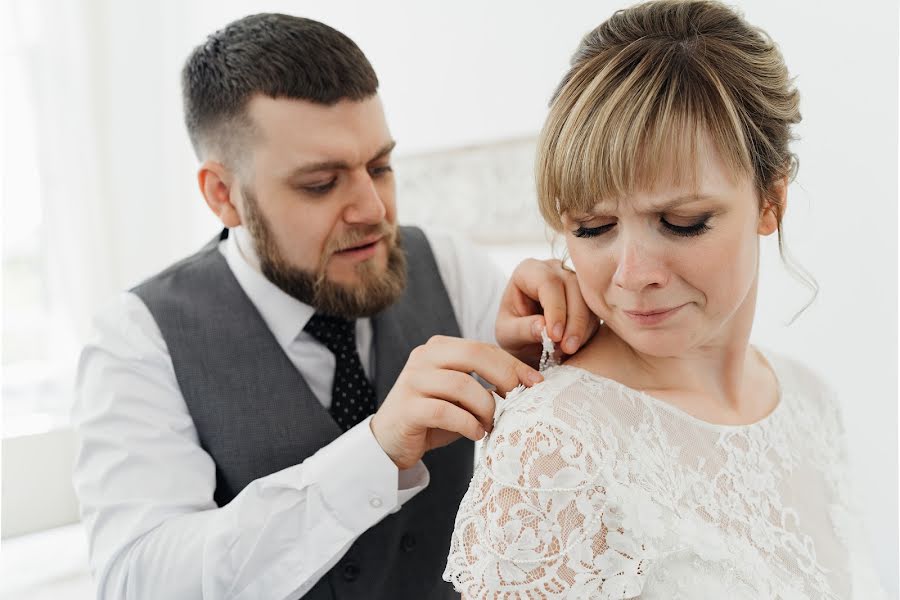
[182,13,379,163]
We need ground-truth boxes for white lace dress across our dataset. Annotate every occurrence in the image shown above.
[443,350,886,599]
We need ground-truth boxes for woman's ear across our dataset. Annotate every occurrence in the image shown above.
[198,161,242,228]
[758,177,788,236]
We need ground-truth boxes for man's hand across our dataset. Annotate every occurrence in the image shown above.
[495,258,599,368]
[370,336,542,470]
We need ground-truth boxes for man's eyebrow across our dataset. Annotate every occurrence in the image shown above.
[369,140,396,162]
[287,140,397,178]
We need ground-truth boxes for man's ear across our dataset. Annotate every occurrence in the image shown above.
[758,176,788,236]
[198,160,242,228]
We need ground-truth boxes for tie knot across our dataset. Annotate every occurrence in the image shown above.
[304,313,356,354]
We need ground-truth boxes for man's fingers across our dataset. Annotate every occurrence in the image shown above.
[495,314,545,353]
[509,286,539,320]
[410,369,495,430]
[426,428,463,451]
[510,260,567,342]
[536,280,568,342]
[507,358,545,394]
[456,343,542,395]
[560,273,596,355]
[416,337,543,395]
[419,398,485,442]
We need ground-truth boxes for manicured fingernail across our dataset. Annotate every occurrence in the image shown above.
[565,336,579,353]
[552,323,564,340]
[528,371,544,385]
[531,321,543,338]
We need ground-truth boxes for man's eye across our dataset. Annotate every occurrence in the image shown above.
[573,223,615,238]
[369,165,393,177]
[301,179,336,195]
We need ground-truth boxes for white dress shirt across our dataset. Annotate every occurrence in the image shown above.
[72,226,507,600]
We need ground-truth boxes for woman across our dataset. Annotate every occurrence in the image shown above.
[443,1,886,598]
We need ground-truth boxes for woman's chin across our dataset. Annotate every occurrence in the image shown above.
[615,328,693,358]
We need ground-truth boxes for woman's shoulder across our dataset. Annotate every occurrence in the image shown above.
[448,366,668,599]
[757,348,839,408]
[484,364,649,483]
[758,347,831,394]
[756,347,846,435]
[491,363,647,432]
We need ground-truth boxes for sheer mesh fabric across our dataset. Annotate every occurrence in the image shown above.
[443,352,885,599]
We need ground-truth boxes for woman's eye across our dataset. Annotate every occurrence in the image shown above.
[573,223,616,238]
[661,217,711,237]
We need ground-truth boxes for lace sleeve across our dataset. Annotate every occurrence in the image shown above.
[443,386,650,600]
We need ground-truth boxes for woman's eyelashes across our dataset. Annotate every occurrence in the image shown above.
[661,217,712,237]
[573,216,712,238]
[573,223,616,238]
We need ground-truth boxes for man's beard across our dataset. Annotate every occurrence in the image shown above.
[242,186,408,319]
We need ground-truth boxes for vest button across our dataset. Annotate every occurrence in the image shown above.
[341,561,360,582]
[401,533,417,552]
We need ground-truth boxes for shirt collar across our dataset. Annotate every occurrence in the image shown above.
[223,226,315,349]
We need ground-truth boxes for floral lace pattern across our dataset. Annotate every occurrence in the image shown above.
[443,351,885,599]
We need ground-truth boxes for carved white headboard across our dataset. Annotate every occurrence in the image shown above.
[394,136,550,244]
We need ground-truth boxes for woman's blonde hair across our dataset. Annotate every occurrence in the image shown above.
[537,0,800,233]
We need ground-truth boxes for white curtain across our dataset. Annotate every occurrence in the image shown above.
[25,0,112,346]
[12,0,218,345]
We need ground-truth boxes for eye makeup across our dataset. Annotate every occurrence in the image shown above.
[573,223,615,238]
[572,214,713,239]
[660,216,711,237]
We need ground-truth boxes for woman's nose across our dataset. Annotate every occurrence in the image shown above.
[611,236,669,291]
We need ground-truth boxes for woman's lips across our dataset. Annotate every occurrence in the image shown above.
[623,304,686,326]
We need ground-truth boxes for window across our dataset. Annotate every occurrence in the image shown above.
[2,2,77,438]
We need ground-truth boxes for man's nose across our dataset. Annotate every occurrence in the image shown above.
[611,235,669,292]
[343,171,387,224]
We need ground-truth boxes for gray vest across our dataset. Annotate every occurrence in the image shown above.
[133,226,471,599]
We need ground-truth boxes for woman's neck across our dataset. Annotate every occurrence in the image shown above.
[564,299,777,424]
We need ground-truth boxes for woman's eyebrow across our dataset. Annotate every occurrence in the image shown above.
[649,193,719,212]
[580,193,719,217]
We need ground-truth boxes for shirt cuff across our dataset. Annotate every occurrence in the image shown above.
[395,460,430,512]
[303,415,428,532]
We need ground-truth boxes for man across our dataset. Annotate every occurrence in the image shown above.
[72,13,594,600]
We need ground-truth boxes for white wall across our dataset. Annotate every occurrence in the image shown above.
[6,0,896,595]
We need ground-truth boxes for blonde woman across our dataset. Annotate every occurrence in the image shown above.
[443,1,886,598]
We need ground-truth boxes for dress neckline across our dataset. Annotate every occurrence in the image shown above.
[551,347,786,432]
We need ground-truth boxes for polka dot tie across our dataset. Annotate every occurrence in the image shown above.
[304,313,377,431]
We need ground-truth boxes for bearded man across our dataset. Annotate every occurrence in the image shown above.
[72,13,594,600]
